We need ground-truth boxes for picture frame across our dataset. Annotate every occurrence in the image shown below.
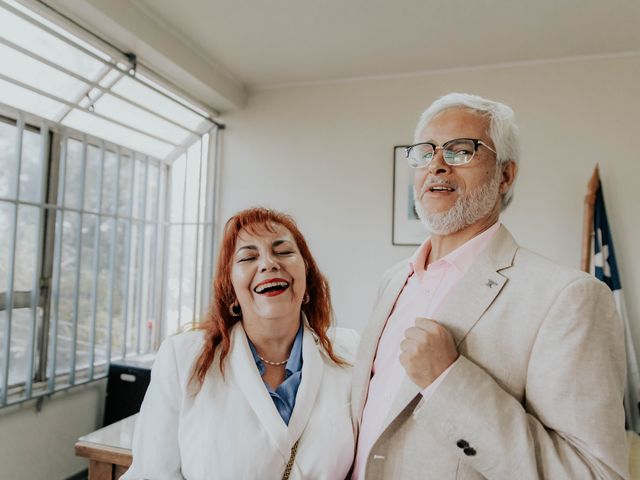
[392,145,427,246]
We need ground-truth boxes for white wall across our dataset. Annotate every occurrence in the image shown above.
[0,381,106,480]
[218,55,640,351]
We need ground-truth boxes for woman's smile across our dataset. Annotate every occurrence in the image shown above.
[253,277,291,296]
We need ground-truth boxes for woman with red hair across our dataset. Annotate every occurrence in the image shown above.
[122,208,359,480]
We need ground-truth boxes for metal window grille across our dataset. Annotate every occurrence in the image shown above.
[0,0,222,407]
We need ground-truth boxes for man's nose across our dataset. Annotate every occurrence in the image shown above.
[428,148,451,174]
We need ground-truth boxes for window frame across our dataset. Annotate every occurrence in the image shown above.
[0,0,222,408]
[0,102,219,408]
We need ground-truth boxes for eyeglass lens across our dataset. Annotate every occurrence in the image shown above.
[407,139,477,167]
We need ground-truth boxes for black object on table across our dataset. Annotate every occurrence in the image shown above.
[103,355,155,427]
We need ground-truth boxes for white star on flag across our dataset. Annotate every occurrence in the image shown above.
[593,228,611,278]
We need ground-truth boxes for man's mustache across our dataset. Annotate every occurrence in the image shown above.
[419,177,460,197]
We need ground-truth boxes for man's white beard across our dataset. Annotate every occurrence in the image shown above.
[414,167,502,235]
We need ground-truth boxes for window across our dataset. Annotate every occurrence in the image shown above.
[165,138,217,336]
[0,0,222,407]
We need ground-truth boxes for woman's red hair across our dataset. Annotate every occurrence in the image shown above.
[191,208,345,389]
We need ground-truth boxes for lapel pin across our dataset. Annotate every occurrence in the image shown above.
[485,279,497,288]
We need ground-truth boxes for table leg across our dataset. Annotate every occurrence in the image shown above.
[89,459,113,480]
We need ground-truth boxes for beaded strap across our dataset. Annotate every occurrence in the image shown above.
[281,439,300,480]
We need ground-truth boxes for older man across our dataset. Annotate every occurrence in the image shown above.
[351,93,629,479]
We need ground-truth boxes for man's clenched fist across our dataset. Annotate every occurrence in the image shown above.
[399,317,459,389]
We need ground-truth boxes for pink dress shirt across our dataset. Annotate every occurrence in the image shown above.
[353,222,500,480]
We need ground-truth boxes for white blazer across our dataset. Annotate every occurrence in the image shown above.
[121,320,359,480]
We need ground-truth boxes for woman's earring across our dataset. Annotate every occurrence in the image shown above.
[229,300,242,317]
[303,293,310,305]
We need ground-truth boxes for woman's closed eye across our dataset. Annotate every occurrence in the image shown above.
[236,251,293,261]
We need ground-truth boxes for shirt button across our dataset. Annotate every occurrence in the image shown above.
[456,439,468,449]
[463,447,477,456]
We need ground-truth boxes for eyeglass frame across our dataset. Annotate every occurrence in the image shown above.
[404,138,497,168]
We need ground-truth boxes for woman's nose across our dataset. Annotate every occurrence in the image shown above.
[259,255,279,272]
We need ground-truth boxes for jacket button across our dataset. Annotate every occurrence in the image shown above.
[456,439,468,449]
[463,447,477,456]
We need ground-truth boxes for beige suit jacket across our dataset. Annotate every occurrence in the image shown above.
[352,226,629,479]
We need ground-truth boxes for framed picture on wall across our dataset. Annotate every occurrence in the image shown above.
[392,145,427,246]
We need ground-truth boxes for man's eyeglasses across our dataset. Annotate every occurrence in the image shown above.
[405,138,497,168]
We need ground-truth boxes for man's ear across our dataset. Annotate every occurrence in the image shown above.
[499,160,517,194]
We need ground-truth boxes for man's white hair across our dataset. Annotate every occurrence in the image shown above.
[413,93,520,210]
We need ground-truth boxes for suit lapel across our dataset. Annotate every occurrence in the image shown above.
[433,226,517,345]
[229,322,290,459]
[287,321,323,444]
[379,377,421,435]
[351,263,412,424]
[376,226,518,436]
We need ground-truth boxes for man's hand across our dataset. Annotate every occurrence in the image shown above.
[400,318,459,389]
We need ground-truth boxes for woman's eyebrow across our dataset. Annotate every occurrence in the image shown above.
[272,239,293,247]
[236,245,257,253]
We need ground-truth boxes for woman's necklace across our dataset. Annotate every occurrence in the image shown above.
[257,354,289,366]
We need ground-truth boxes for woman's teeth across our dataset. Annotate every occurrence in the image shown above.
[254,281,289,294]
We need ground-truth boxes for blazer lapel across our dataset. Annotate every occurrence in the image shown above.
[351,263,412,424]
[377,226,518,436]
[287,320,323,444]
[229,322,291,459]
[378,376,421,437]
[434,225,517,346]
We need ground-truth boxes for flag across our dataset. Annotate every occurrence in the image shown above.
[591,176,640,432]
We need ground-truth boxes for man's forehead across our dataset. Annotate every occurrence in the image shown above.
[422,107,489,138]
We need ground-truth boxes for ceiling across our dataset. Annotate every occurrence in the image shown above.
[130,0,640,89]
[43,0,640,112]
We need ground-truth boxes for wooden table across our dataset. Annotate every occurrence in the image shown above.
[75,414,137,480]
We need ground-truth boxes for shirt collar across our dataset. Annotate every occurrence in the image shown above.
[409,222,501,276]
[247,322,304,377]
